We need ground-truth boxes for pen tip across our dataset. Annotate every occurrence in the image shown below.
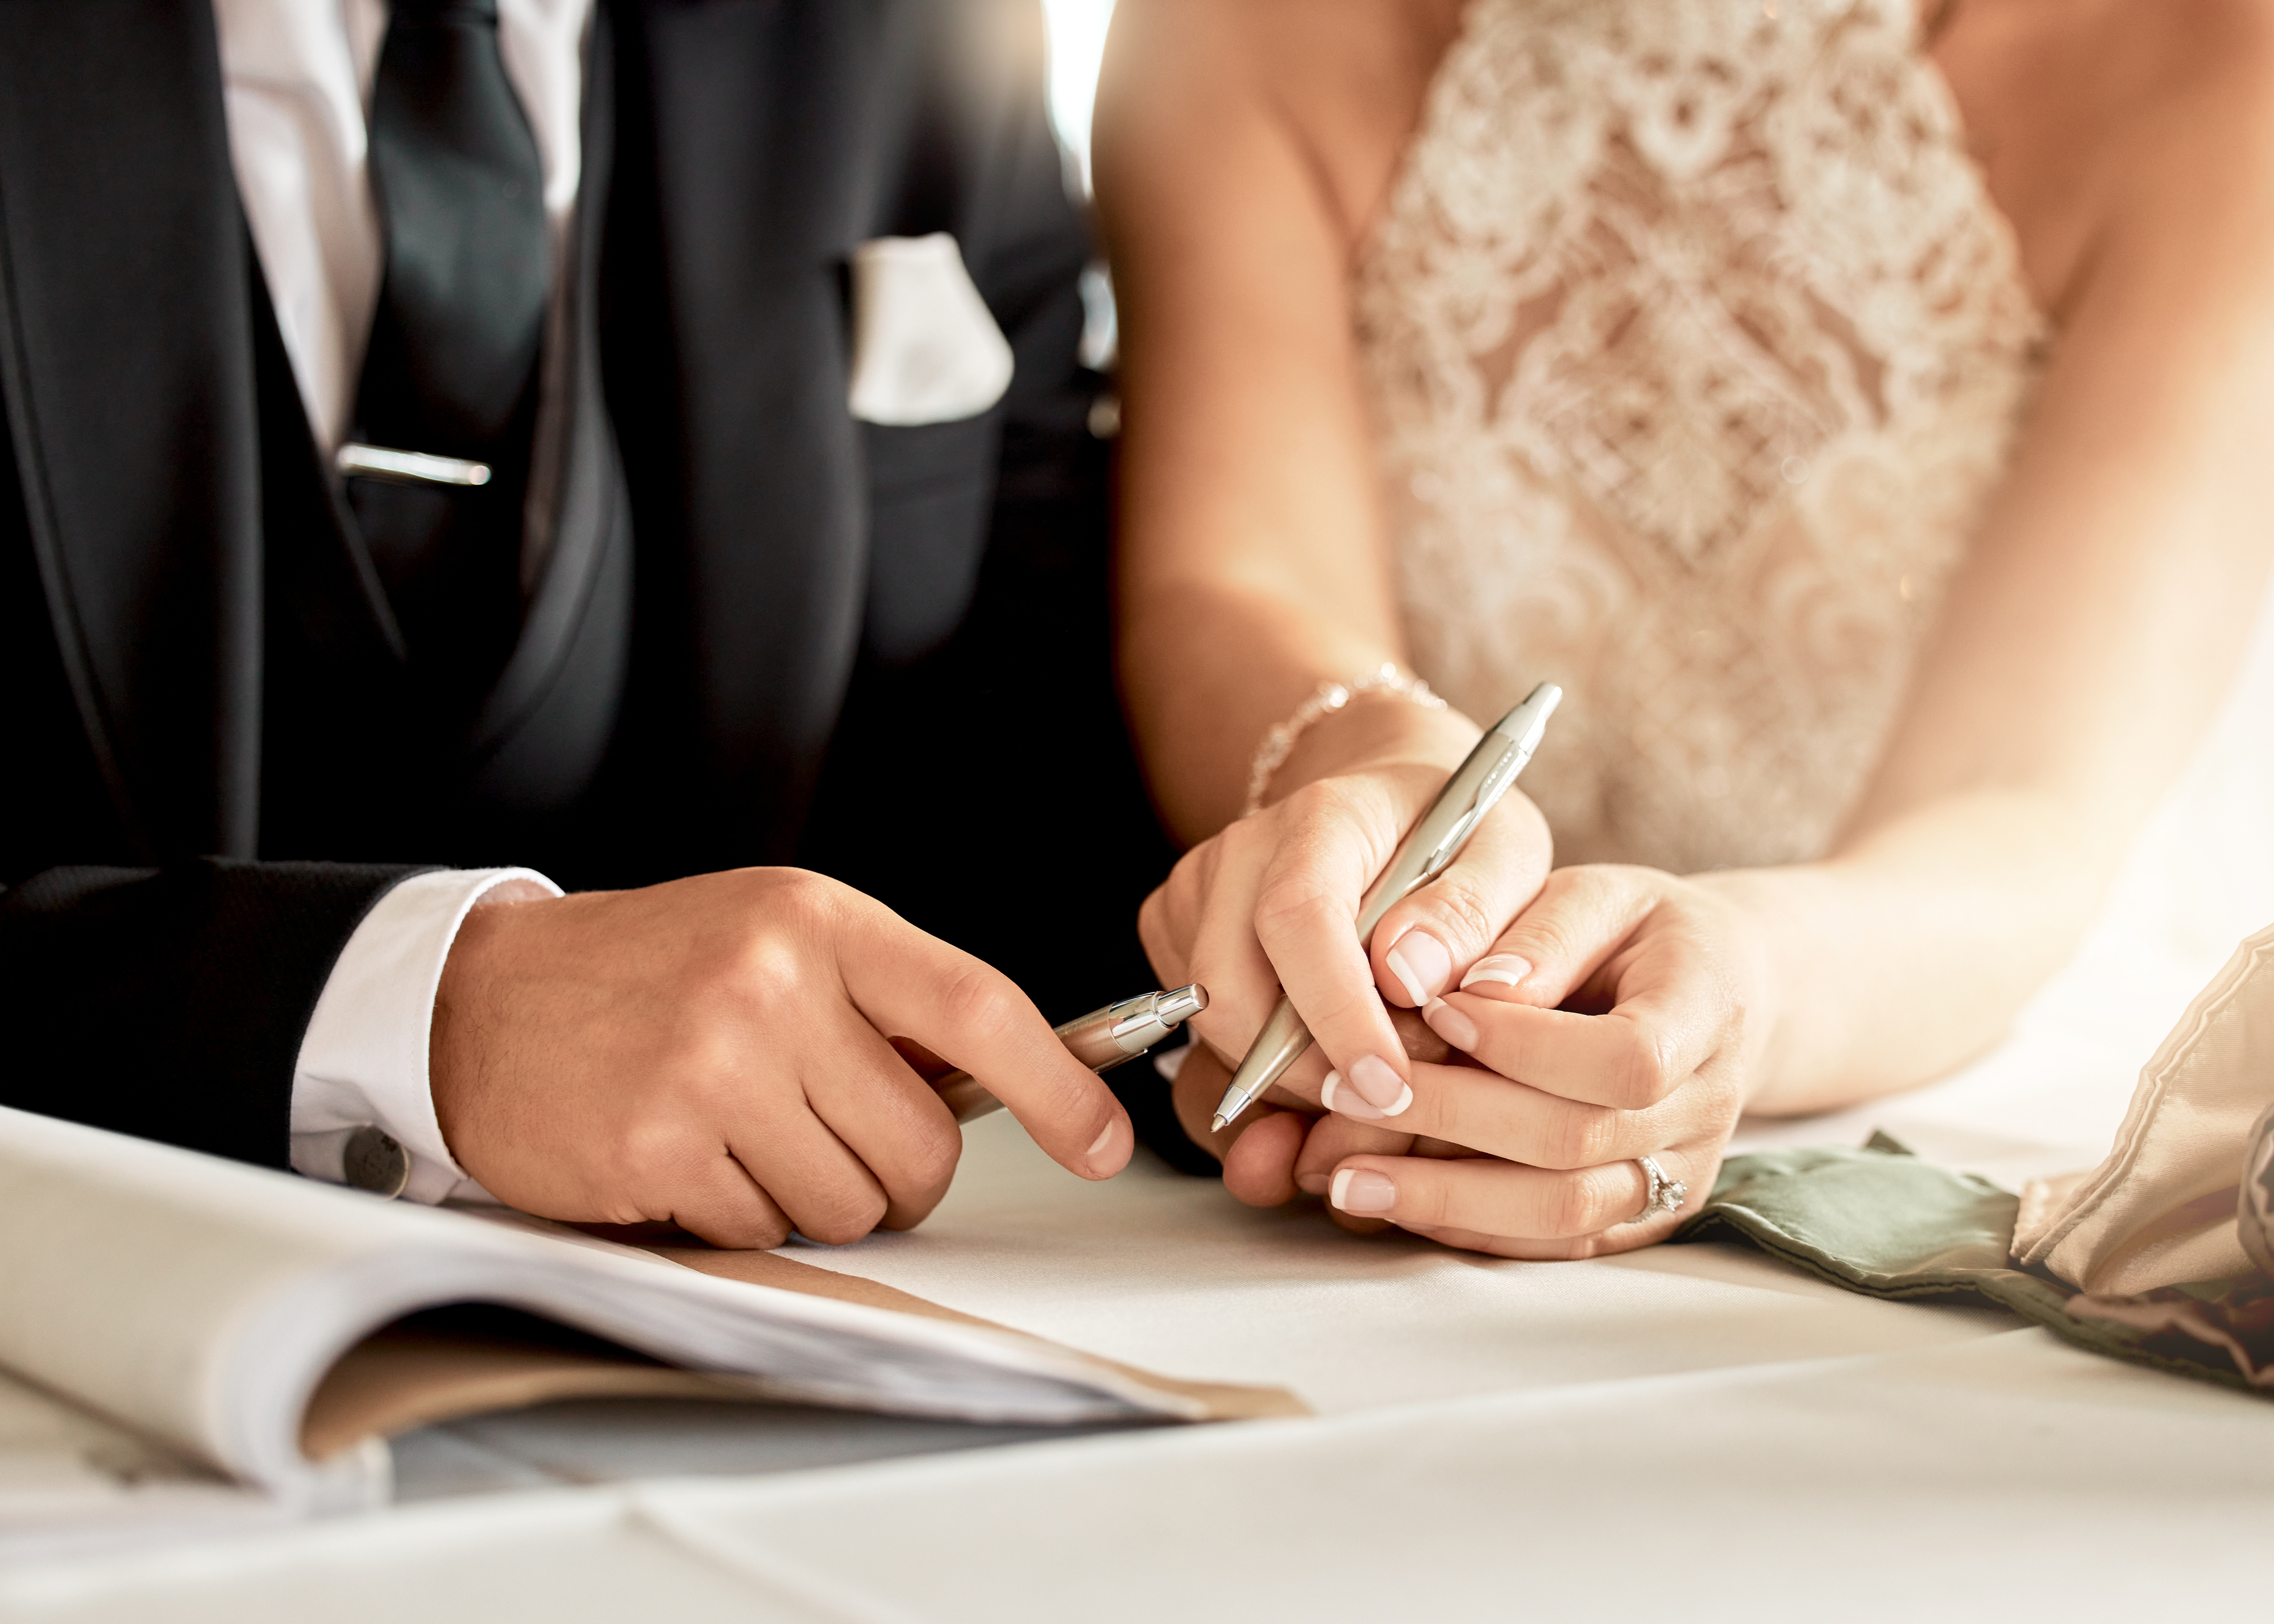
[1209,1114,1229,1134]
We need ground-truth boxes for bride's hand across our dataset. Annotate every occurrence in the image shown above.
[1284,865,1770,1257]
[1138,695,1553,1186]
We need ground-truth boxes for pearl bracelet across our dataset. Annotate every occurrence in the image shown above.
[1242,662,1448,816]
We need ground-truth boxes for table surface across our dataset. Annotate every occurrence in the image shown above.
[9,631,2274,1621]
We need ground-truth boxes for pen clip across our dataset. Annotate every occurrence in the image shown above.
[1414,738,1522,884]
[1411,686,1558,884]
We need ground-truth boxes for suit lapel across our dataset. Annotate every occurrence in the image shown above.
[0,0,260,859]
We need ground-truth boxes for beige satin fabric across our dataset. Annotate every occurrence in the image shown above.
[2012,923,2274,1294]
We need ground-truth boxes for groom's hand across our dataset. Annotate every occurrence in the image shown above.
[428,869,1133,1248]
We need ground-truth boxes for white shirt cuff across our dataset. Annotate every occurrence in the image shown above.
[289,867,561,1204]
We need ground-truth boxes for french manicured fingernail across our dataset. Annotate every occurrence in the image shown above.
[1297,1172,1330,1196]
[1383,931,1452,1006]
[1330,1168,1398,1214]
[1346,1053,1412,1115]
[1085,1118,1127,1175]
[1320,1070,1388,1121]
[1422,996,1478,1051]
[1460,954,1533,991]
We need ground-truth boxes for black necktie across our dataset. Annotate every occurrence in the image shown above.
[350,0,549,703]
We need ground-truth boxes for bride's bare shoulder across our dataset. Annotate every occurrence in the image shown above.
[1099,0,1463,246]
[1937,0,2274,316]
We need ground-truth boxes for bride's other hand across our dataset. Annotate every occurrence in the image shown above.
[1293,865,1766,1257]
[1137,693,1552,1155]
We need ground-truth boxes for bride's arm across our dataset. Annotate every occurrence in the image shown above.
[1102,16,1358,840]
[1095,0,1539,1178]
[1098,0,1456,839]
[1283,4,2274,1251]
[1729,3,2274,1109]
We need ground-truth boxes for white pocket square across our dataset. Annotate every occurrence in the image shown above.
[847,233,1015,426]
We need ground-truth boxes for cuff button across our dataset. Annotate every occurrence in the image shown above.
[344,1125,411,1199]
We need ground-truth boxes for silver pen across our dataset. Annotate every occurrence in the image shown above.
[933,984,1209,1124]
[1210,682,1563,1132]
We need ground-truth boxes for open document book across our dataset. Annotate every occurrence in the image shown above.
[0,1106,1300,1556]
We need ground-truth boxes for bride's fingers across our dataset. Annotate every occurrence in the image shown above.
[1426,911,1735,1112]
[1444,865,1667,1010]
[1388,1224,1602,1261]
[1148,830,1327,1093]
[1248,775,1422,1103]
[1392,1145,1719,1259]
[1291,1111,1416,1194]
[1170,1039,1240,1157]
[1327,1143,1713,1244]
[1389,1225,1629,1261]
[1330,1054,1738,1169]
[1367,790,1553,1008]
[1221,1108,1310,1206]
[1415,988,1727,1113]
[1172,1039,1322,1206]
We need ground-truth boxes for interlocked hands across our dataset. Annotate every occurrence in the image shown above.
[1146,736,1762,1256]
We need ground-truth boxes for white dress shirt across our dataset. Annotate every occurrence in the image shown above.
[214,0,590,1199]
[291,867,558,1202]
[215,0,592,453]
[213,1,1016,1199]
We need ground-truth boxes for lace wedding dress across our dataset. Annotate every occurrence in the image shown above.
[1358,0,2046,873]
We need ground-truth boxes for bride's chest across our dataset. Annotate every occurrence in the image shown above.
[1352,0,2046,571]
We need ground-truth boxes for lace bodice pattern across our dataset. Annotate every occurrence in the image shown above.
[1358,0,2045,872]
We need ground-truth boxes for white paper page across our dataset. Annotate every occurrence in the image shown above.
[0,1365,295,1564]
[0,1107,468,1498]
[0,1108,1199,1509]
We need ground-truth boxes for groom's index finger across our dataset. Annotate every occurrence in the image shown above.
[838,903,1132,1180]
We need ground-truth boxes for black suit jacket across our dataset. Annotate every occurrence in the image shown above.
[0,0,1186,1172]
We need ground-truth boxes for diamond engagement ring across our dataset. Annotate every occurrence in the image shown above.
[1635,1154,1688,1223]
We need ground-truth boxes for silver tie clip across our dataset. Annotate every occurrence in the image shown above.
[336,442,493,488]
